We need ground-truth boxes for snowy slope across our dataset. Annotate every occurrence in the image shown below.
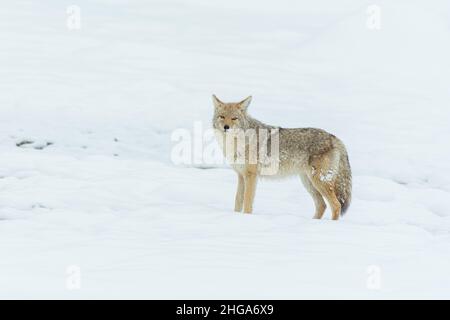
[0,0,449,299]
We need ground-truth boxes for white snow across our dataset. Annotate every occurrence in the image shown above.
[1,0,450,299]
[320,170,334,183]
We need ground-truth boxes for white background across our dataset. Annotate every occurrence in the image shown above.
[0,0,449,298]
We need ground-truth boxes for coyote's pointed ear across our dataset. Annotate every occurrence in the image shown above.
[238,96,252,111]
[212,94,224,108]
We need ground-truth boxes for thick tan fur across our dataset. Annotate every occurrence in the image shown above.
[212,95,352,220]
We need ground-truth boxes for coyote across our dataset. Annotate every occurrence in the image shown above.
[212,95,352,220]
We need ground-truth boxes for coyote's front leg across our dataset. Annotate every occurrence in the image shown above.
[234,174,245,212]
[243,170,257,214]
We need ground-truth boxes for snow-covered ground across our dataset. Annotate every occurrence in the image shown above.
[1,0,450,299]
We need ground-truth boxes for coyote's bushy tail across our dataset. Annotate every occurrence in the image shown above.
[335,142,352,215]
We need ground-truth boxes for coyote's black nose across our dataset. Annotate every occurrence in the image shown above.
[224,125,230,131]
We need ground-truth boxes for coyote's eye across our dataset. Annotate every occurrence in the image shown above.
[219,115,225,119]
[231,117,238,121]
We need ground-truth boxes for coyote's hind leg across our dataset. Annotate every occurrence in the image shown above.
[308,152,342,220]
[300,174,327,219]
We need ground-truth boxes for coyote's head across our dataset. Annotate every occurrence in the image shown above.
[212,95,252,133]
